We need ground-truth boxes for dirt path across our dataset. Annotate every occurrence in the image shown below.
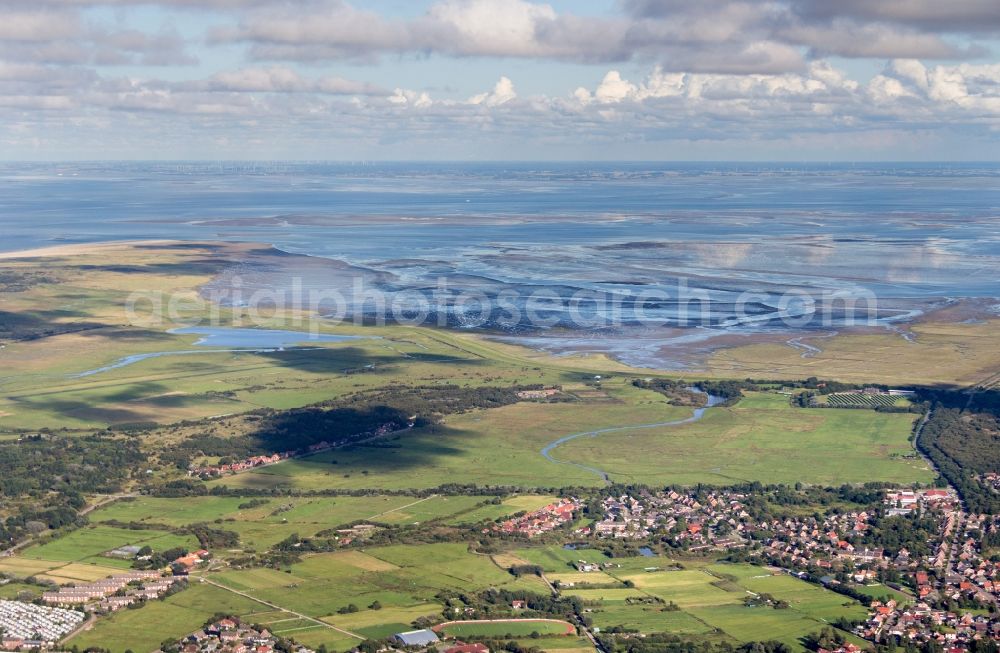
[365,495,439,520]
[201,578,364,640]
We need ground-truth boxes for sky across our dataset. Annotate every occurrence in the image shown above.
[2,0,1000,160]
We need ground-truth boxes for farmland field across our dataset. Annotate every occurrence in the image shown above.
[208,544,547,629]
[602,561,868,651]
[820,393,907,408]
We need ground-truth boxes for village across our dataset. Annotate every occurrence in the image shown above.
[169,617,501,653]
[491,498,583,538]
[163,617,314,653]
[587,486,1000,650]
[589,490,751,550]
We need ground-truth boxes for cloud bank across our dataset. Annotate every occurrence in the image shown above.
[0,0,998,158]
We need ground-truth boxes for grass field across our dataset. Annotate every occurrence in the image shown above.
[208,385,693,491]
[86,494,506,552]
[548,571,623,587]
[0,556,134,585]
[209,543,546,629]
[851,583,912,606]
[508,637,595,653]
[22,524,198,566]
[0,582,42,600]
[554,392,931,486]
[589,603,717,635]
[206,388,930,490]
[322,603,443,639]
[448,495,560,525]
[513,546,611,573]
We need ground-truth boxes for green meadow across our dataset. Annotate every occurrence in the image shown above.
[208,388,930,491]
[555,392,931,486]
[86,494,539,553]
[208,543,548,629]
[447,495,560,525]
[23,525,198,566]
[209,385,694,491]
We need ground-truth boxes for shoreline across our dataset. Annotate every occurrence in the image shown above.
[0,239,182,260]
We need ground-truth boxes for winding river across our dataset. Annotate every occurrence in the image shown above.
[540,391,726,482]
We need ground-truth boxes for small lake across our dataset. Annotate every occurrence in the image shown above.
[171,326,365,348]
[71,327,366,378]
[638,547,655,557]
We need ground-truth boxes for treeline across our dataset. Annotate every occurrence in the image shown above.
[633,376,898,410]
[917,408,1000,514]
[0,435,143,547]
[442,588,582,622]
[631,379,708,406]
[630,378,747,406]
[599,633,793,653]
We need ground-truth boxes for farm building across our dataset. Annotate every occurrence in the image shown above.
[394,629,440,646]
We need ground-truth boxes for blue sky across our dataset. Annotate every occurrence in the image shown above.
[2,0,1000,160]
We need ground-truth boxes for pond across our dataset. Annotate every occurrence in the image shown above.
[71,326,366,377]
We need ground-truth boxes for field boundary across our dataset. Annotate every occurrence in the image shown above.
[431,618,576,636]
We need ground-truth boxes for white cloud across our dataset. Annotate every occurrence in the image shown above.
[204,66,384,95]
[468,76,516,106]
[388,88,433,108]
